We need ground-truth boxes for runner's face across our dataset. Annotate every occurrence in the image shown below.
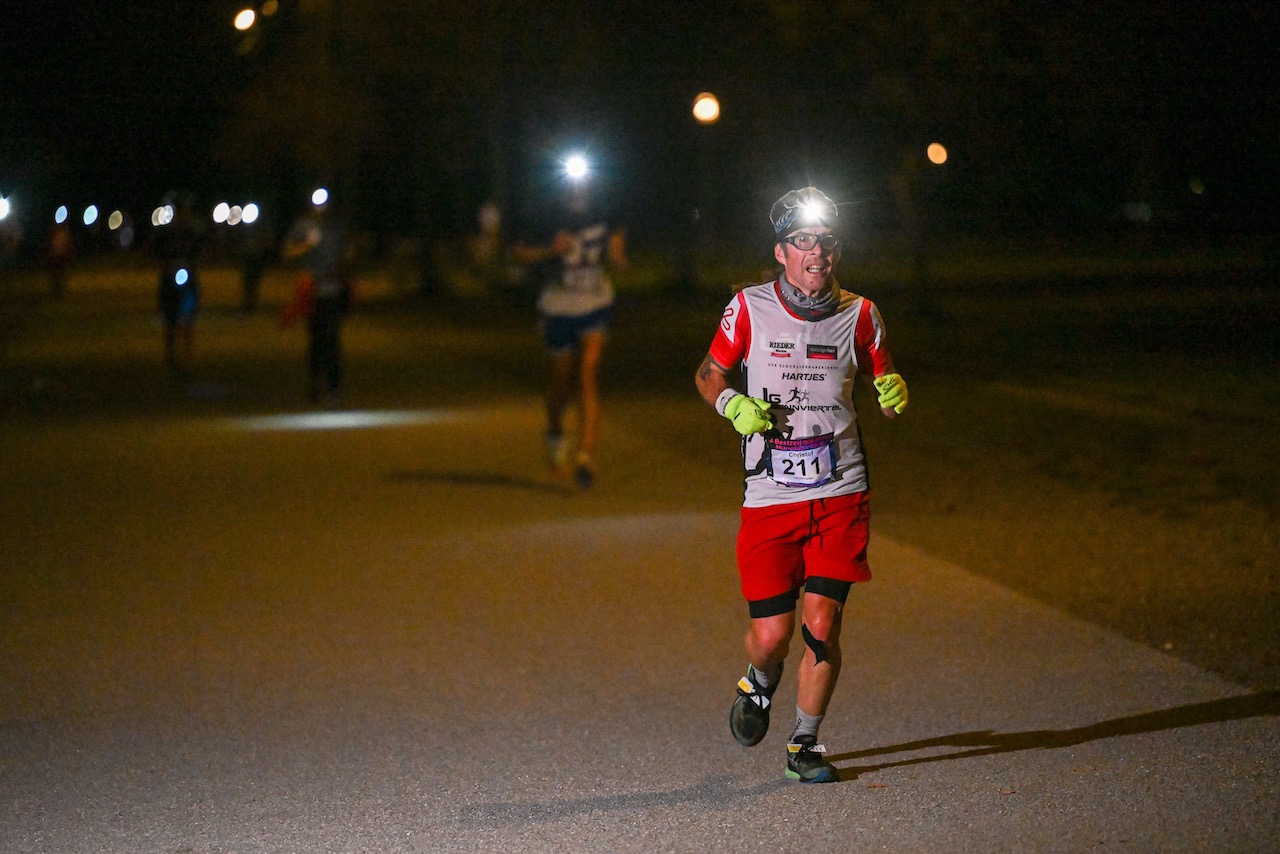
[773,228,840,295]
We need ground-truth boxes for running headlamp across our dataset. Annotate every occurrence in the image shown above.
[770,187,839,238]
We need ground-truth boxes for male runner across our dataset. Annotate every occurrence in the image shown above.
[154,192,206,379]
[513,177,627,489]
[282,196,353,405]
[694,187,909,783]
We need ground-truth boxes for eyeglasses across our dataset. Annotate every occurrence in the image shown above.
[781,232,840,252]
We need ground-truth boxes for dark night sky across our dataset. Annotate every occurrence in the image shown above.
[3,1,1277,244]
[4,4,238,201]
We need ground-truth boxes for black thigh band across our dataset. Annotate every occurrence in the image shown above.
[804,576,853,604]
[748,590,799,619]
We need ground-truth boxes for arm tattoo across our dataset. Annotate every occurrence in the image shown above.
[697,354,718,383]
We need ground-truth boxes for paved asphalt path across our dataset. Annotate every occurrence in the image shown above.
[2,272,1278,852]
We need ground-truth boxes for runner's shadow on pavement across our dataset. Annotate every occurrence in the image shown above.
[386,468,568,493]
[828,690,1280,782]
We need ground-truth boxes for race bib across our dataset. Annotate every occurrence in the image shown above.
[766,433,837,487]
[563,265,605,294]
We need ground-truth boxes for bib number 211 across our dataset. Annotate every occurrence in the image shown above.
[766,433,836,487]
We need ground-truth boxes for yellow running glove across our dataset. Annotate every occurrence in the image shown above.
[874,373,909,414]
[723,394,774,436]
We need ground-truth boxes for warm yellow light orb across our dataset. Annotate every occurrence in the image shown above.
[692,92,721,125]
[234,9,256,31]
[927,142,948,165]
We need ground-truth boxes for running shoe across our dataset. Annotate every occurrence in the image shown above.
[573,452,594,490]
[544,432,570,473]
[785,735,837,783]
[729,663,781,747]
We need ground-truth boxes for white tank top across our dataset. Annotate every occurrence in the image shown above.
[713,280,892,508]
[535,223,615,317]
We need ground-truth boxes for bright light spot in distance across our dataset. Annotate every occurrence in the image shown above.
[83,205,98,226]
[108,210,123,230]
[0,197,9,221]
[234,9,256,30]
[563,154,589,181]
[176,268,189,286]
[242,203,260,223]
[692,92,721,124]
[213,202,230,223]
[152,205,174,226]
[230,409,455,432]
[927,142,948,165]
[55,205,68,224]
[227,205,243,225]
[311,188,329,206]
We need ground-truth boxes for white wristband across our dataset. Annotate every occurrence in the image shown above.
[715,388,741,417]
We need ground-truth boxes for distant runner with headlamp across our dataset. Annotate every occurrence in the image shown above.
[695,186,909,783]
[513,162,627,490]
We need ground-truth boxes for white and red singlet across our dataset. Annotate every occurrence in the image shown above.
[709,279,897,509]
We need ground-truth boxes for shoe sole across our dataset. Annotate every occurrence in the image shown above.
[785,766,838,783]
[729,664,781,747]
[729,696,769,747]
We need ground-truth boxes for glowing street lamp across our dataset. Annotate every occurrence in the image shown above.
[686,92,723,283]
[927,142,948,165]
[234,8,256,30]
[692,92,721,125]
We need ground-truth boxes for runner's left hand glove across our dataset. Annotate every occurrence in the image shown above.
[874,373,909,414]
[723,394,774,436]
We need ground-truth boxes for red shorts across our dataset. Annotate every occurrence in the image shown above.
[736,492,871,604]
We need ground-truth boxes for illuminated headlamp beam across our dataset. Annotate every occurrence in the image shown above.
[563,154,590,182]
[228,409,455,432]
